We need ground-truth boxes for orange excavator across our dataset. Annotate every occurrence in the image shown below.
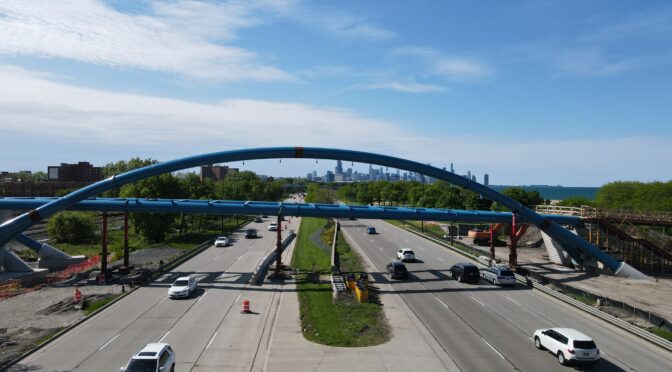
[468,223,529,247]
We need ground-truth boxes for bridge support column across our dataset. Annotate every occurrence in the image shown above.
[123,212,129,268]
[489,224,495,260]
[274,215,282,277]
[101,212,108,283]
[509,215,518,268]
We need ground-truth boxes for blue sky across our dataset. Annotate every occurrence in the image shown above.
[1,0,671,186]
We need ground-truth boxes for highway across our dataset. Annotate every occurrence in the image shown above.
[340,219,672,372]
[12,216,297,372]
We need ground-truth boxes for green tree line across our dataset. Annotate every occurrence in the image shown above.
[50,158,293,243]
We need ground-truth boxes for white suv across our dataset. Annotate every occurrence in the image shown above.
[534,328,600,366]
[121,343,175,372]
[168,275,197,298]
[268,222,278,231]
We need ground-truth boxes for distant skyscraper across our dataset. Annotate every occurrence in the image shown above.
[467,170,471,180]
[335,160,343,175]
[450,163,454,173]
[471,175,476,182]
[484,174,489,186]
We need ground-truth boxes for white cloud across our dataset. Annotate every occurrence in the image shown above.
[353,82,446,93]
[1,65,670,186]
[277,2,394,42]
[392,47,493,82]
[0,0,293,82]
[551,49,639,77]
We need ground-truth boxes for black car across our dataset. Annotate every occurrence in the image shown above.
[245,229,258,239]
[450,262,480,283]
[387,261,408,280]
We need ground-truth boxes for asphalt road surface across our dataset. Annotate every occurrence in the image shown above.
[340,219,672,372]
[12,216,294,372]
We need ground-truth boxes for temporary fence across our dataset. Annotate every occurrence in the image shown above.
[45,255,101,285]
[0,255,101,300]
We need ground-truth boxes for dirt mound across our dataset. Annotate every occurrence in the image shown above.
[36,294,109,315]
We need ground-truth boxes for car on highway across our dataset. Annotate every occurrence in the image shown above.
[482,265,516,286]
[214,236,229,247]
[168,276,197,298]
[449,262,480,283]
[367,226,377,234]
[534,328,600,366]
[121,343,175,372]
[268,222,278,231]
[396,248,416,262]
[255,216,263,223]
[245,229,258,239]
[386,260,408,280]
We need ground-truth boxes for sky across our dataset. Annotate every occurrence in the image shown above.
[1,0,671,187]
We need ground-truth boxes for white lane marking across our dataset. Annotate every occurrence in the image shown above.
[470,296,486,307]
[418,246,425,251]
[528,336,534,342]
[158,331,170,343]
[482,338,505,359]
[235,293,242,302]
[505,296,521,306]
[205,332,218,350]
[197,291,207,302]
[438,257,446,263]
[435,297,449,309]
[98,334,119,351]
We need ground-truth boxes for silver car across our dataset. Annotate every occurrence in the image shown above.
[214,236,229,247]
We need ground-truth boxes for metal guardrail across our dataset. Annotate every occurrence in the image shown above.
[399,225,672,353]
[249,230,296,285]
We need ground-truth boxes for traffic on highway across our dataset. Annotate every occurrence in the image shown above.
[340,218,672,371]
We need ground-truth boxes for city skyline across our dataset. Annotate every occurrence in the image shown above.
[1,1,671,186]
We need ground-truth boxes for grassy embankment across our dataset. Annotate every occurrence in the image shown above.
[292,217,389,346]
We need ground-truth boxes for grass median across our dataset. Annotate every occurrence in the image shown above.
[292,217,389,347]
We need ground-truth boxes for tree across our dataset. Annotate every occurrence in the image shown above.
[102,158,159,197]
[119,173,181,242]
[47,211,98,244]
[557,197,594,207]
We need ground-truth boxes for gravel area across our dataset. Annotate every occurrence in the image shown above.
[0,284,121,367]
[0,246,181,367]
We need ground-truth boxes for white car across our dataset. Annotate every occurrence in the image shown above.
[396,248,416,262]
[168,276,197,298]
[121,343,175,372]
[482,265,516,286]
[214,236,229,247]
[268,222,278,231]
[534,328,600,366]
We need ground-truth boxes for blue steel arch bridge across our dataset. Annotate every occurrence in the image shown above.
[0,147,649,281]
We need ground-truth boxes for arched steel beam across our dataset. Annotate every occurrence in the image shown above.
[0,197,583,225]
[0,146,644,278]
